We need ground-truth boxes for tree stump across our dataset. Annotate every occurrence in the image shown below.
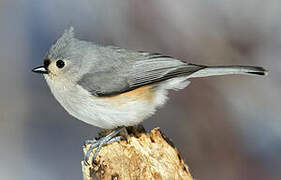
[81,126,193,180]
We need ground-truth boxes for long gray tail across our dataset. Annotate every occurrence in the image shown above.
[189,64,268,78]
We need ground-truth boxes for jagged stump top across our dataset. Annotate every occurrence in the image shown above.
[82,126,193,180]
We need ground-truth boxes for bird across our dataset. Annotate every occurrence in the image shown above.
[32,27,268,164]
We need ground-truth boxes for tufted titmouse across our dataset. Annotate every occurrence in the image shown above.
[32,27,267,164]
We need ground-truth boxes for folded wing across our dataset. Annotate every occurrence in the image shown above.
[77,49,204,96]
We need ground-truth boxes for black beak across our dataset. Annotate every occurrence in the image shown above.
[32,66,48,74]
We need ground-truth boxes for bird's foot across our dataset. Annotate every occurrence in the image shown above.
[83,126,125,165]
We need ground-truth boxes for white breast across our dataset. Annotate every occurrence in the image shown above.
[44,76,154,129]
[44,75,190,129]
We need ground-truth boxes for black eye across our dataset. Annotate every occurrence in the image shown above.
[43,59,50,67]
[56,60,65,69]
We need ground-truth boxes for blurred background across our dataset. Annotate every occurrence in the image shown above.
[0,0,280,179]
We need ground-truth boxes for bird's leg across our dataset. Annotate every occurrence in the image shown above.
[83,126,125,165]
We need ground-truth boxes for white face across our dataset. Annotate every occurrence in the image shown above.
[44,58,68,80]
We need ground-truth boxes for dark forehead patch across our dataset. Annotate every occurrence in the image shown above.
[43,58,51,68]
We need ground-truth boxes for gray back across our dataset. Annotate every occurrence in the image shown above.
[47,28,204,96]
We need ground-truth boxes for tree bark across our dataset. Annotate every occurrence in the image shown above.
[81,126,193,180]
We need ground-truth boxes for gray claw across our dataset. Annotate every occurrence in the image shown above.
[83,126,125,165]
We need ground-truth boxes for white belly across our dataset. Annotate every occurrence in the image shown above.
[44,76,160,129]
[44,75,190,129]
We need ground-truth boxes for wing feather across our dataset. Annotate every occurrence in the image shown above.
[77,48,204,96]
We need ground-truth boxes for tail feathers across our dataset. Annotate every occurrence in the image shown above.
[189,64,268,78]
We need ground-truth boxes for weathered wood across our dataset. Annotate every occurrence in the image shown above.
[82,126,193,180]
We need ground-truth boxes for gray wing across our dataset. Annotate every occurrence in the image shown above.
[77,48,204,96]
